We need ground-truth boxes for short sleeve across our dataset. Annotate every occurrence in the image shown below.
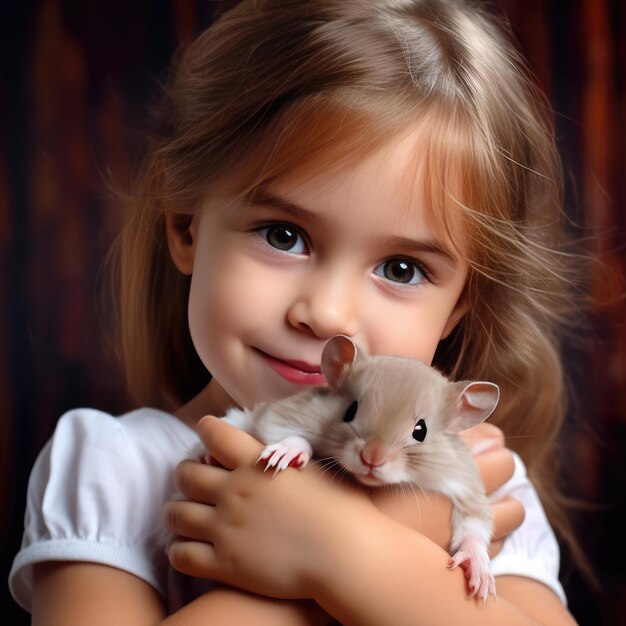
[489,453,567,605]
[8,408,177,612]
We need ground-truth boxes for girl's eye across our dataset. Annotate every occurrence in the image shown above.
[412,418,427,443]
[374,258,426,285]
[258,224,307,254]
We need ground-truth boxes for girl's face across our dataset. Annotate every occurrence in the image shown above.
[178,132,469,411]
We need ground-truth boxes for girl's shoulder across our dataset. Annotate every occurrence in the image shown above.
[26,406,200,516]
[9,407,198,612]
[50,405,199,455]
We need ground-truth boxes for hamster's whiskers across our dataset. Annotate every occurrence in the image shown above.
[345,420,362,440]
[329,464,356,487]
[316,458,343,480]
[403,481,424,528]
[405,446,450,473]
[316,455,338,464]
[388,431,404,451]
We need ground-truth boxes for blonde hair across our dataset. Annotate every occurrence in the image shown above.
[114,0,587,573]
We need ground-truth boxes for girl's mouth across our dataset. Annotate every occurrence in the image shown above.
[256,349,326,385]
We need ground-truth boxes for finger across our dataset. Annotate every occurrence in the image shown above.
[492,495,525,540]
[488,539,504,560]
[473,422,505,442]
[162,500,216,541]
[174,459,229,503]
[168,538,220,579]
[474,448,515,494]
[196,415,264,470]
[460,423,505,456]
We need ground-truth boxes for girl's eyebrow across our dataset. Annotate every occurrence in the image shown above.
[248,187,456,264]
[377,235,457,265]
[248,187,326,227]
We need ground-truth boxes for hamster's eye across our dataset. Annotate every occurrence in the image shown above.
[343,400,358,423]
[412,418,427,443]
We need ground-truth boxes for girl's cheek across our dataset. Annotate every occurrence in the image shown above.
[362,297,453,365]
[188,254,293,348]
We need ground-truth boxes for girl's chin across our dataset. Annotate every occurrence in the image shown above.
[227,383,296,411]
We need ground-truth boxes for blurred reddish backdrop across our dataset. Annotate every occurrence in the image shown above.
[1,1,625,624]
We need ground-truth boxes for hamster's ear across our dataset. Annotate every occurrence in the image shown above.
[446,381,500,432]
[165,212,198,275]
[321,335,359,391]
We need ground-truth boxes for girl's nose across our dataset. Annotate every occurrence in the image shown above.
[286,276,360,339]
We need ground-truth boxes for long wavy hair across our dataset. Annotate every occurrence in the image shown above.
[111,0,588,575]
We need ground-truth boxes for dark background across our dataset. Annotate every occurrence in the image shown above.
[1,1,625,624]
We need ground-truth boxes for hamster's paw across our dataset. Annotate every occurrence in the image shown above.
[448,537,496,604]
[256,436,313,474]
[187,442,213,465]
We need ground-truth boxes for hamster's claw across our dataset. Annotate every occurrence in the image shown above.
[256,436,313,475]
[448,538,496,604]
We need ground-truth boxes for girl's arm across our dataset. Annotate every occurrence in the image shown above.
[166,416,578,626]
[163,587,329,625]
[30,421,567,626]
[32,562,166,626]
[32,562,329,626]
[311,515,576,626]
[163,452,512,626]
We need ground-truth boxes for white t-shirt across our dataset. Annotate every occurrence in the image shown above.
[8,407,567,613]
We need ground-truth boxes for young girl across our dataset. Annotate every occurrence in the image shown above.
[10,0,582,623]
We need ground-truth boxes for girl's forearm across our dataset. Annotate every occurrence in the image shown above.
[311,512,539,626]
[163,588,330,626]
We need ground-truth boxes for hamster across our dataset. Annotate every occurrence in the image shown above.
[183,334,500,602]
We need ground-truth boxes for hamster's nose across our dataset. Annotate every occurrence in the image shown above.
[360,439,388,468]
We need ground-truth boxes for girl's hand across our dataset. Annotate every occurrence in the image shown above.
[164,417,523,599]
[164,415,381,600]
[460,423,525,558]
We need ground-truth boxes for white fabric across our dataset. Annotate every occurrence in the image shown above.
[489,453,567,604]
[8,407,566,612]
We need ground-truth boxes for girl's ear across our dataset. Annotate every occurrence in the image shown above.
[321,335,359,391]
[165,212,198,276]
[440,295,469,340]
[446,381,500,432]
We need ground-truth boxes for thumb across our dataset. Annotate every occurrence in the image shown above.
[196,415,263,470]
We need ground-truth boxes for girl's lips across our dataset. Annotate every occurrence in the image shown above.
[257,350,326,385]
